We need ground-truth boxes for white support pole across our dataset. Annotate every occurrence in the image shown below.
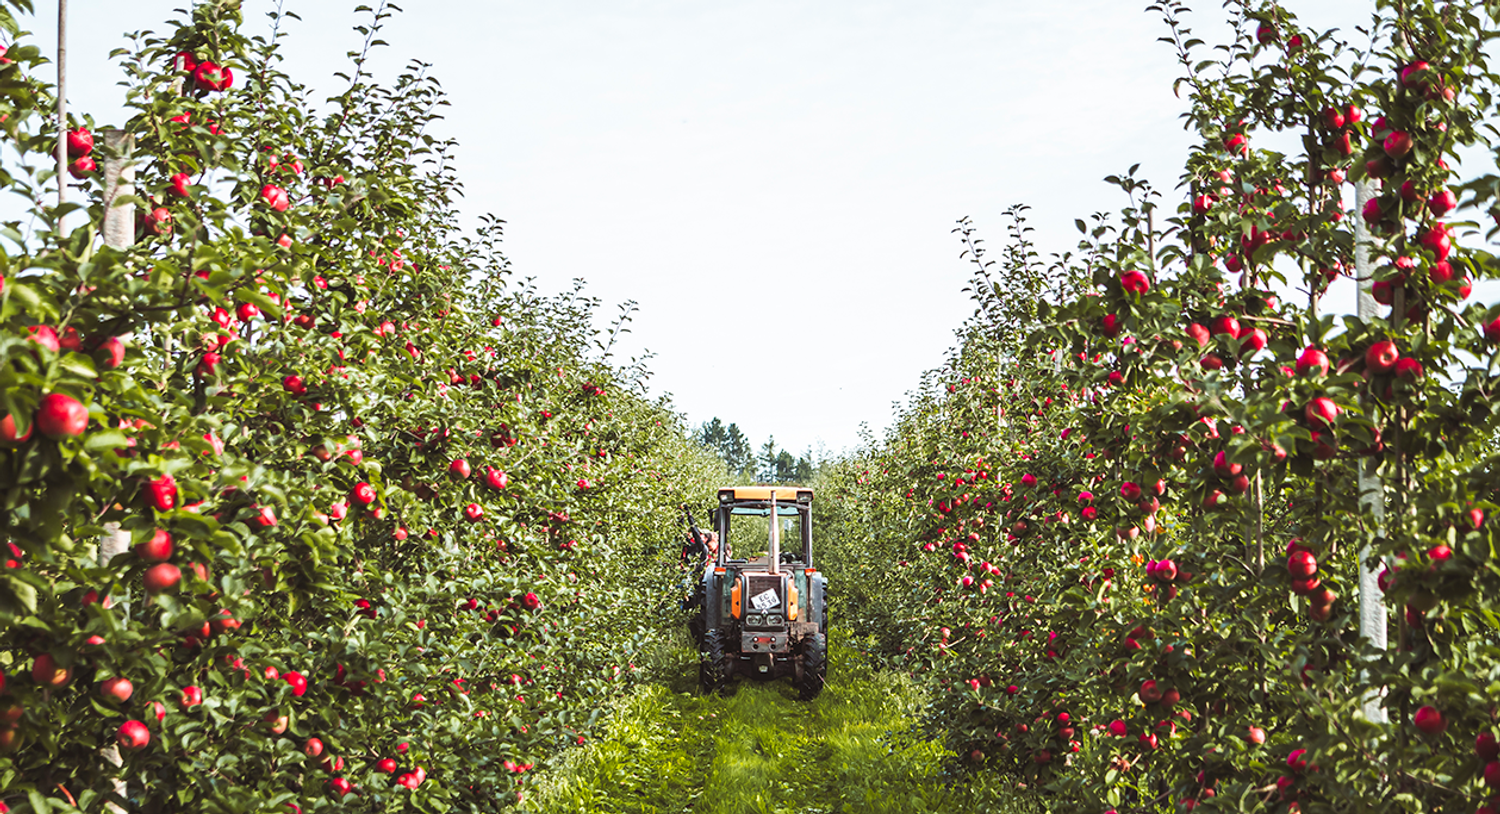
[1354,179,1389,724]
[99,127,134,814]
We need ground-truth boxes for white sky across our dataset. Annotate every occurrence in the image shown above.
[49,0,1394,458]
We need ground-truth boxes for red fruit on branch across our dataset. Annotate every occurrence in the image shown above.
[1296,346,1330,377]
[1383,130,1413,158]
[484,467,509,490]
[144,563,182,594]
[1413,705,1446,735]
[1478,732,1500,761]
[260,184,290,212]
[193,61,233,92]
[1100,313,1122,338]
[449,458,472,480]
[66,128,93,157]
[1120,270,1151,295]
[99,676,133,703]
[181,685,203,706]
[1305,397,1341,427]
[1419,224,1452,261]
[1213,316,1241,338]
[1366,340,1398,373]
[117,720,150,751]
[1395,358,1423,380]
[283,375,307,396]
[352,482,376,505]
[1120,482,1142,501]
[1288,550,1318,579]
[137,529,173,562]
[304,737,324,758]
[1140,679,1163,703]
[284,671,308,697]
[0,413,31,445]
[1186,323,1211,348]
[98,336,125,368]
[1239,327,1268,355]
[464,503,483,522]
[36,393,88,438]
[1429,189,1457,217]
[1399,61,1433,91]
[1213,451,1242,479]
[68,157,96,179]
[1322,106,1345,129]
[146,473,178,511]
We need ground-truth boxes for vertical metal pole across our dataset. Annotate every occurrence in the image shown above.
[768,491,780,575]
[1354,179,1388,723]
[55,0,67,223]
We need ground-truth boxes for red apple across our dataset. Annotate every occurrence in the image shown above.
[1288,550,1318,578]
[1239,327,1268,355]
[1295,347,1330,379]
[484,467,509,490]
[1305,397,1341,427]
[1478,732,1499,761]
[66,128,94,157]
[1413,705,1446,735]
[1120,270,1150,295]
[181,685,203,706]
[136,528,173,562]
[36,393,88,438]
[1383,130,1413,158]
[378,758,398,773]
[464,503,484,522]
[1247,726,1266,744]
[305,737,324,758]
[1213,315,1241,338]
[32,654,71,687]
[117,720,150,750]
[1140,679,1163,703]
[0,413,32,445]
[449,458,471,480]
[1429,189,1457,217]
[1399,60,1432,91]
[1366,339,1398,373]
[1186,322,1211,348]
[1213,450,1242,479]
[352,482,376,505]
[144,563,182,594]
[99,676,133,703]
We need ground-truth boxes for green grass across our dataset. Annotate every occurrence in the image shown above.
[520,635,1036,814]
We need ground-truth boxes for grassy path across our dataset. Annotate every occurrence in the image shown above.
[520,637,1026,814]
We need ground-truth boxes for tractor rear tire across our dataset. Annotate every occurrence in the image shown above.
[699,628,730,694]
[797,632,827,700]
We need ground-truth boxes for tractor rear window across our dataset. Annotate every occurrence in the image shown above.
[725,511,805,561]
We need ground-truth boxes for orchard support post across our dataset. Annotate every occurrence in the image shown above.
[1354,179,1389,724]
[98,127,134,814]
[55,0,67,221]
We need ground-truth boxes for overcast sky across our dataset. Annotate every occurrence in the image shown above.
[47,0,1384,459]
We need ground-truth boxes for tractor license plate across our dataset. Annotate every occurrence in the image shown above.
[750,588,779,611]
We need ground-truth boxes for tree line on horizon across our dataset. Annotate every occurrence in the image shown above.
[696,417,815,485]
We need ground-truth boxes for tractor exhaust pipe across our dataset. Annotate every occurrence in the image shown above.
[769,490,779,575]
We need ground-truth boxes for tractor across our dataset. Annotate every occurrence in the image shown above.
[688,486,828,699]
